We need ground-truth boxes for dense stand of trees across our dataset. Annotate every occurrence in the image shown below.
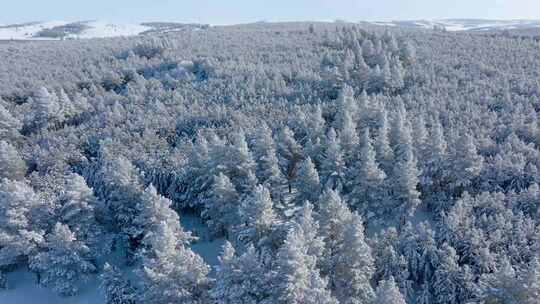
[0,22,539,303]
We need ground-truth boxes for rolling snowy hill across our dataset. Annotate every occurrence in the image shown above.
[0,20,208,40]
[368,19,540,31]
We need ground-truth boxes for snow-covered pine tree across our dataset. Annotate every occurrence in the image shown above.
[374,276,406,304]
[374,108,393,173]
[447,132,483,195]
[0,179,46,267]
[138,221,209,304]
[333,213,375,304]
[224,129,258,194]
[433,243,477,304]
[58,173,105,256]
[338,111,359,165]
[252,124,287,202]
[348,128,386,213]
[320,128,346,191]
[30,223,96,296]
[93,153,144,261]
[276,127,304,194]
[237,184,278,246]
[26,87,61,132]
[211,242,272,303]
[203,172,240,236]
[293,157,321,206]
[0,140,27,181]
[389,108,421,219]
[333,85,359,131]
[135,184,193,249]
[294,202,325,259]
[0,104,22,141]
[420,119,448,205]
[99,263,137,304]
[317,189,375,302]
[318,189,353,267]
[274,223,337,304]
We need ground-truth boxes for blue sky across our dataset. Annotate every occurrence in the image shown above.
[3,0,540,24]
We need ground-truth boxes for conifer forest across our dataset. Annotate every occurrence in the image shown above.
[0,22,539,303]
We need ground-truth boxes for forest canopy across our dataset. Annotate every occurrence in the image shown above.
[0,22,539,303]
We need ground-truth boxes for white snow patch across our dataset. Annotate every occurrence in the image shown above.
[181,213,226,269]
[72,21,151,39]
[0,21,68,40]
[0,270,104,304]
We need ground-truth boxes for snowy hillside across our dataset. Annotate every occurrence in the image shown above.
[369,18,540,31]
[0,20,208,40]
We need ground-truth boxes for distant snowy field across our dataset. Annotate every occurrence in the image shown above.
[369,19,540,31]
[0,20,206,40]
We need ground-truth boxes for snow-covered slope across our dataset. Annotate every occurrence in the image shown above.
[0,21,70,40]
[369,19,540,32]
[0,20,207,40]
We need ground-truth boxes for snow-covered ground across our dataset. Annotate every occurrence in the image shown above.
[71,21,151,39]
[0,21,155,40]
[0,213,225,304]
[1,270,103,304]
[0,21,68,40]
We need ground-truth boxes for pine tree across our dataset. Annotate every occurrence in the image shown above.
[276,127,304,194]
[100,263,137,304]
[135,185,193,249]
[58,173,104,255]
[0,140,26,181]
[203,173,239,236]
[389,110,421,218]
[211,242,272,304]
[374,108,393,172]
[252,124,287,202]
[480,257,540,304]
[318,189,353,264]
[317,190,375,302]
[448,133,483,194]
[333,85,358,124]
[433,243,475,304]
[333,213,375,304]
[348,128,386,213]
[97,154,143,230]
[372,228,412,297]
[389,57,405,92]
[0,104,22,141]
[138,221,209,304]
[338,111,359,164]
[293,157,321,205]
[420,119,448,196]
[238,185,278,246]
[305,104,326,143]
[521,257,540,304]
[320,128,346,191]
[391,144,421,217]
[417,282,433,304]
[30,223,95,296]
[224,129,258,194]
[95,153,144,258]
[0,179,46,267]
[27,87,61,131]
[294,202,324,259]
[274,224,337,304]
[374,276,406,304]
